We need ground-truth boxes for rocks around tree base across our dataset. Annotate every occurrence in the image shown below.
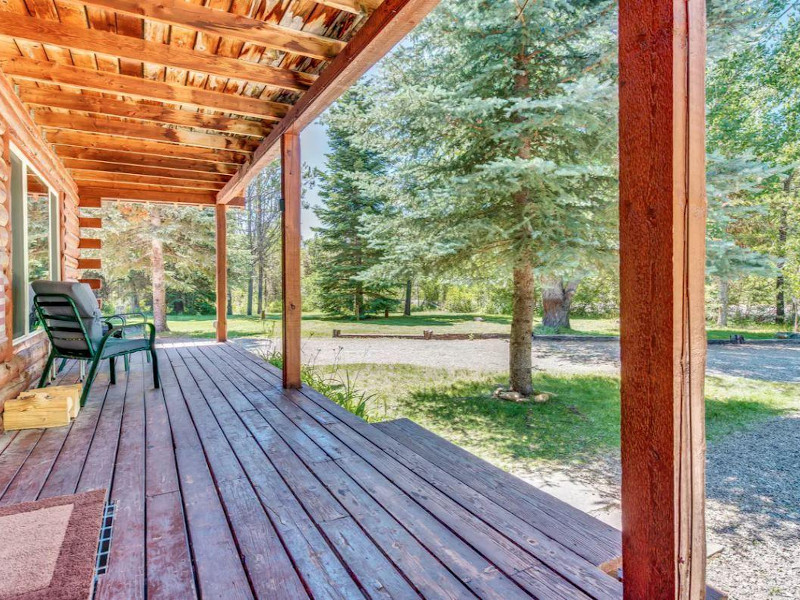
[493,387,554,403]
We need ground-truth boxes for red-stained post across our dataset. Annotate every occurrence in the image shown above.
[619,0,707,598]
[281,132,302,388]
[215,203,227,343]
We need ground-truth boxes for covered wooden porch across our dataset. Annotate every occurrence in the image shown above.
[0,0,713,597]
[0,341,625,599]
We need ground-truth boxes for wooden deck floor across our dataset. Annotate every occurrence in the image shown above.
[0,341,624,599]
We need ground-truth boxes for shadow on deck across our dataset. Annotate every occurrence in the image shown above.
[0,341,624,599]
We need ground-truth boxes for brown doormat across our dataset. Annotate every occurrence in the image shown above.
[0,490,106,600]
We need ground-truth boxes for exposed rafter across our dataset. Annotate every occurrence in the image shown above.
[46,130,247,164]
[0,14,318,91]
[34,112,257,152]
[219,0,441,203]
[54,146,239,174]
[18,88,269,137]
[0,58,289,120]
[69,0,347,61]
[79,184,224,206]
[71,170,225,191]
[62,158,232,183]
[319,0,383,13]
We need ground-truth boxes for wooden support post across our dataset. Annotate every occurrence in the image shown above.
[215,203,227,343]
[619,1,707,598]
[281,132,302,389]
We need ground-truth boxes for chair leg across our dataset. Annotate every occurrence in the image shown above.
[146,350,152,364]
[38,351,56,388]
[109,357,116,385]
[151,349,160,389]
[80,357,102,406]
[124,354,130,373]
[57,358,68,374]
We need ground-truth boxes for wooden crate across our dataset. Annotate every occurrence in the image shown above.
[3,384,81,430]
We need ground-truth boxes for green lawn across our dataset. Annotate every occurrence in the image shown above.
[163,312,791,341]
[314,362,800,472]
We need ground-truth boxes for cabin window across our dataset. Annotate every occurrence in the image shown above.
[9,148,60,340]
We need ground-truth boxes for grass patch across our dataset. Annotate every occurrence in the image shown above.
[314,363,799,471]
[162,312,790,341]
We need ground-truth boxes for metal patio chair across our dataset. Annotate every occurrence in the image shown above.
[31,281,159,407]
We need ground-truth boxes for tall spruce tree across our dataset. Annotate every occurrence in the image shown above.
[707,6,800,322]
[314,91,397,319]
[347,0,619,396]
[706,153,782,325]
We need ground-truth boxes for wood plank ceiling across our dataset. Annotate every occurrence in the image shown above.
[0,0,382,206]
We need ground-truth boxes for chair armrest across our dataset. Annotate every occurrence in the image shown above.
[106,312,148,326]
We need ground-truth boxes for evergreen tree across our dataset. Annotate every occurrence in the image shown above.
[313,91,398,319]
[347,0,619,395]
[707,6,800,322]
[706,153,782,325]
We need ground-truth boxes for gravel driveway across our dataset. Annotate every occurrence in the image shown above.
[241,336,800,382]
[237,336,800,599]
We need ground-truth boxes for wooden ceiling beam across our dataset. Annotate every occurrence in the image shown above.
[61,158,231,183]
[317,0,383,14]
[0,14,317,91]
[18,88,269,137]
[71,170,225,191]
[219,0,441,203]
[45,130,246,164]
[0,58,288,120]
[34,111,257,152]
[79,184,219,205]
[71,0,346,61]
[79,184,244,207]
[54,146,239,174]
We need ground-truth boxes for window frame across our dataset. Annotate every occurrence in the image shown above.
[10,142,61,343]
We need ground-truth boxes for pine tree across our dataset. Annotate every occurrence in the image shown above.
[313,91,398,319]
[707,6,800,322]
[706,153,783,325]
[346,1,619,395]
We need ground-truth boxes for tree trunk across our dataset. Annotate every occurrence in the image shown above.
[541,278,579,329]
[257,262,264,315]
[354,283,363,320]
[404,279,412,316]
[131,287,139,311]
[510,251,534,397]
[227,285,233,316]
[794,298,799,334]
[150,207,169,333]
[717,278,729,327]
[508,53,534,398]
[776,174,792,323]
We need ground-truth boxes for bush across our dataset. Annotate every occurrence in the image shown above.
[265,350,380,421]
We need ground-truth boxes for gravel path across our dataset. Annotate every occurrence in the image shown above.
[241,336,800,382]
[237,336,800,598]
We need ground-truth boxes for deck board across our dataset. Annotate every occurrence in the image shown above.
[218,343,621,599]
[374,418,622,567]
[0,341,624,599]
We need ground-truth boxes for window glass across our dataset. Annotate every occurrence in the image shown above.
[10,153,25,339]
[27,172,51,283]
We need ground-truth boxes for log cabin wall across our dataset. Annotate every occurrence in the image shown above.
[0,72,81,425]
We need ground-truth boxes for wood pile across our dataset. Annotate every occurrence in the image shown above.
[3,384,81,430]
